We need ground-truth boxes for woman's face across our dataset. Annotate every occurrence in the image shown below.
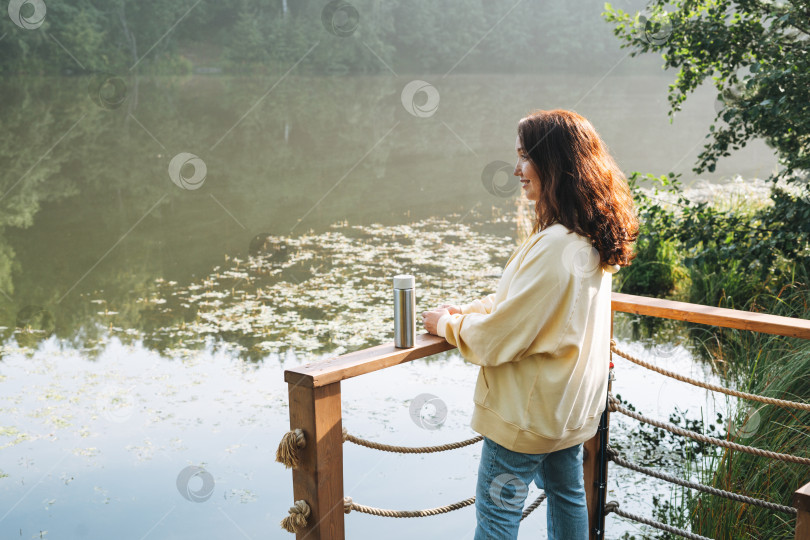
[514,135,540,202]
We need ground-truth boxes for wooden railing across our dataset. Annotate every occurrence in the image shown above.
[282,292,810,539]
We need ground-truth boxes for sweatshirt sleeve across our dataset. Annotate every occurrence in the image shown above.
[437,238,568,367]
[460,293,497,315]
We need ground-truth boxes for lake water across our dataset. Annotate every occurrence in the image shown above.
[0,71,770,539]
[0,308,731,539]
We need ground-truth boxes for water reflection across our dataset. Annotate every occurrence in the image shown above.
[0,74,777,350]
[3,213,518,361]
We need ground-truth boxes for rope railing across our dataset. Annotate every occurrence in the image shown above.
[606,339,810,538]
[610,340,810,412]
[605,501,713,540]
[521,492,548,520]
[607,447,797,515]
[342,427,484,454]
[276,368,808,534]
[343,495,476,518]
[275,426,483,470]
[345,492,547,520]
[275,426,543,532]
[609,395,810,466]
[281,493,547,532]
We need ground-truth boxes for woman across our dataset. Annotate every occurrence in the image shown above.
[422,109,638,540]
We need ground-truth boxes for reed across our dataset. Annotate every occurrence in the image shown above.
[672,283,810,539]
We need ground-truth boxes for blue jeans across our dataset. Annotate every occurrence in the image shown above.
[474,437,588,540]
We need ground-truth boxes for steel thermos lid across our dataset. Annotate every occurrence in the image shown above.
[393,274,415,289]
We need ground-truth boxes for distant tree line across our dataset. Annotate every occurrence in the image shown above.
[0,0,647,75]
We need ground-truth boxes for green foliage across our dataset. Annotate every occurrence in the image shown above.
[605,0,810,305]
[604,0,810,181]
[620,235,680,297]
[223,10,271,67]
[624,170,810,307]
[673,187,810,307]
[617,173,684,297]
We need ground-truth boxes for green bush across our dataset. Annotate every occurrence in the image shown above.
[618,234,681,297]
[626,171,810,308]
[619,172,685,298]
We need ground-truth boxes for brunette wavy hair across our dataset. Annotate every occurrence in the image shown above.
[517,109,638,267]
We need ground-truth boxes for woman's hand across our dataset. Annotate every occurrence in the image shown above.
[421,308,450,336]
[438,304,461,315]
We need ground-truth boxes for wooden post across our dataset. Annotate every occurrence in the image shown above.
[794,481,810,540]
[583,416,608,540]
[282,335,454,539]
[288,381,345,540]
[584,311,613,539]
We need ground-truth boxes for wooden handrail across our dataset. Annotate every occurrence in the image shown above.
[612,292,810,340]
[285,293,810,389]
[285,333,454,388]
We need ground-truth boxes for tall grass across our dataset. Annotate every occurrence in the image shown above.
[684,284,810,539]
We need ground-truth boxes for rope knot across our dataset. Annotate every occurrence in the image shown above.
[275,428,306,469]
[280,500,311,533]
[610,339,617,348]
[342,426,349,441]
[604,500,620,514]
[344,496,353,514]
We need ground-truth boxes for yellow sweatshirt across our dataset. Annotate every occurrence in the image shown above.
[437,223,617,454]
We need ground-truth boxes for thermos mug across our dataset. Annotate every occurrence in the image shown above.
[393,274,415,348]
